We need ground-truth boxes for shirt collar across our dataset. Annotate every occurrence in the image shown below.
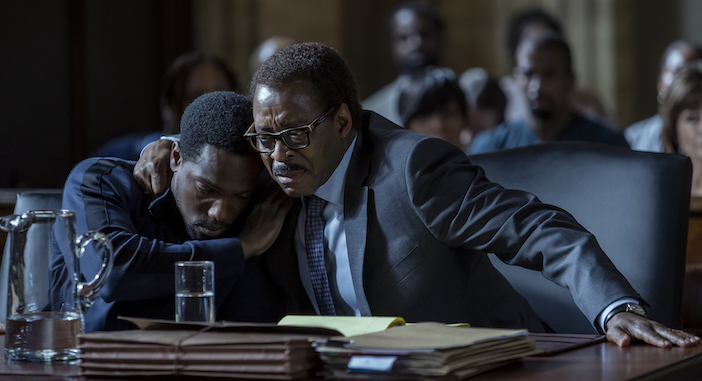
[314,135,358,206]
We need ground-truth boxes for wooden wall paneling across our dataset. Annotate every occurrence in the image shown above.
[592,0,618,126]
[613,0,636,130]
[83,1,164,154]
[0,0,72,188]
[340,0,400,99]
[194,0,256,92]
[440,0,498,78]
[159,0,194,75]
[67,0,88,164]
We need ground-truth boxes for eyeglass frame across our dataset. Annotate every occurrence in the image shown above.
[244,106,339,153]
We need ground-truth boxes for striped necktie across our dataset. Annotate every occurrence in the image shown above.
[304,195,336,315]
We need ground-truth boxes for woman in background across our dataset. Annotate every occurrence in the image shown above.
[662,61,702,196]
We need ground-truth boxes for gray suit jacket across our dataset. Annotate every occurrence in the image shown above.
[265,111,641,332]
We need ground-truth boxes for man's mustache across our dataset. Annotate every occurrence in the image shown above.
[273,163,306,176]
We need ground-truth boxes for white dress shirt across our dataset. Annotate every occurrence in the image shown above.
[294,136,363,316]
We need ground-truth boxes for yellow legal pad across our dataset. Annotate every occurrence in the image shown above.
[278,315,406,337]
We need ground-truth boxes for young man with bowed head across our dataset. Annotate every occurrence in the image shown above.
[51,91,292,331]
[137,43,699,348]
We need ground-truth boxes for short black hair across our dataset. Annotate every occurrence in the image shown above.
[398,66,467,126]
[521,32,573,74]
[387,1,445,39]
[179,91,256,161]
[507,8,563,62]
[249,42,363,130]
[474,77,507,125]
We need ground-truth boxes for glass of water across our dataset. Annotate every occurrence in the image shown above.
[175,261,215,323]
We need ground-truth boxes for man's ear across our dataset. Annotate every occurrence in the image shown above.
[335,103,355,139]
[170,142,182,172]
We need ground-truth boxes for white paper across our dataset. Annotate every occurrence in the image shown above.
[347,355,397,372]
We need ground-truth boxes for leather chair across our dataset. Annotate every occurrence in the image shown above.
[469,142,692,333]
[0,189,63,322]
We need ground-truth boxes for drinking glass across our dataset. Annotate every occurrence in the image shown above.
[175,261,215,323]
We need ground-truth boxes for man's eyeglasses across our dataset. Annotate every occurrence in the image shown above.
[244,106,339,153]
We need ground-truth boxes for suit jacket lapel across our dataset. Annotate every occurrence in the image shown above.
[344,121,373,316]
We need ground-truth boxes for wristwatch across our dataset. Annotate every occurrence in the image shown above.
[604,303,646,332]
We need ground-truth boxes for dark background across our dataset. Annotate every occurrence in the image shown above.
[0,0,691,188]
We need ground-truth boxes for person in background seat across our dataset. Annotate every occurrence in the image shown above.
[397,66,468,148]
[93,52,238,160]
[469,33,628,154]
[627,40,702,152]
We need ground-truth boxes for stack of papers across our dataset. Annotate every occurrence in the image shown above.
[314,323,540,380]
[78,330,321,379]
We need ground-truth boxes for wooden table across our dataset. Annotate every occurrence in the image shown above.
[475,341,702,380]
[0,337,700,381]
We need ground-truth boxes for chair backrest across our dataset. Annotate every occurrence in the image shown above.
[469,142,691,333]
[0,189,63,322]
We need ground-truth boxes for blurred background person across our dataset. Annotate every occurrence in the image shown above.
[469,33,628,154]
[159,51,238,135]
[502,7,611,128]
[363,1,445,125]
[93,51,238,159]
[661,62,702,197]
[627,40,702,152]
[397,66,467,148]
[248,36,296,80]
[459,67,507,146]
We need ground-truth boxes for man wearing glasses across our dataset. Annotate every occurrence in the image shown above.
[137,43,699,348]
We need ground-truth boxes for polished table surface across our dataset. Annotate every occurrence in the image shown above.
[0,335,701,380]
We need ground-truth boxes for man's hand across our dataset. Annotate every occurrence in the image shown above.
[239,183,295,259]
[133,139,173,197]
[606,312,701,347]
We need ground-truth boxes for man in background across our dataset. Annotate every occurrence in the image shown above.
[362,1,444,125]
[469,33,628,153]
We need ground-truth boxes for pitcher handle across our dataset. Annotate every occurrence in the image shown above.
[75,231,114,308]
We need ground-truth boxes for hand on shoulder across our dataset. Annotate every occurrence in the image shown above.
[133,139,173,197]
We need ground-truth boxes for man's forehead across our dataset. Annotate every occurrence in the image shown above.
[186,148,259,188]
[519,47,566,70]
[253,82,320,117]
[254,81,316,102]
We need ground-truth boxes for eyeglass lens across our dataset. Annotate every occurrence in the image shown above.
[255,129,309,152]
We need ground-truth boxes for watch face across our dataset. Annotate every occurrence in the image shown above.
[626,303,646,318]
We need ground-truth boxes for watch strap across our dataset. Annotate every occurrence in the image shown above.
[603,303,646,333]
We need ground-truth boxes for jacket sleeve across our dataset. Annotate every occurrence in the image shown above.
[403,137,641,324]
